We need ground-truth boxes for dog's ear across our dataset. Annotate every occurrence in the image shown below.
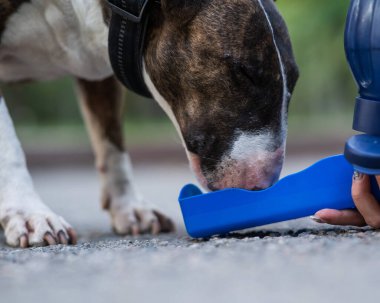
[160,0,203,24]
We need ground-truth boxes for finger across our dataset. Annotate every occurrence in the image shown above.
[352,172,380,228]
[314,209,366,226]
[376,175,380,188]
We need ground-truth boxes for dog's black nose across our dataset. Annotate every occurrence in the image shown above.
[250,186,265,191]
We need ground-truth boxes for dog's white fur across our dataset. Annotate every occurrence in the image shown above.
[0,0,165,246]
[0,0,111,82]
[257,0,289,138]
[0,98,74,246]
[230,131,277,161]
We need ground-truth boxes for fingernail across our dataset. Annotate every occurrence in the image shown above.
[310,216,324,223]
[353,171,364,181]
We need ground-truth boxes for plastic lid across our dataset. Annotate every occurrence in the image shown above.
[344,134,380,174]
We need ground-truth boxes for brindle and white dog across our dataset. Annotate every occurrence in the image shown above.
[0,0,298,247]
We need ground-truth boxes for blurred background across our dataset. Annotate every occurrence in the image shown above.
[1,0,356,167]
[2,4,378,302]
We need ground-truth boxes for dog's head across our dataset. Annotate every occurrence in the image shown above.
[144,0,299,191]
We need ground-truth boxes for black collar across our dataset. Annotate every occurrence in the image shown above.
[107,0,158,98]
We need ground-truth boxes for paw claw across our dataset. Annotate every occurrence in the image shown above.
[131,224,140,236]
[67,228,78,245]
[2,210,76,248]
[58,231,68,245]
[151,220,161,235]
[110,206,174,236]
[154,210,175,233]
[19,234,29,249]
[43,232,57,246]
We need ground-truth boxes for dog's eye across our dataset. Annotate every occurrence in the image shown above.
[223,54,265,87]
[239,63,265,87]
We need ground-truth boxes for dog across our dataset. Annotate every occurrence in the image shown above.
[0,0,298,247]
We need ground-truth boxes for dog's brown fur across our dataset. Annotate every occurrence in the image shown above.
[145,0,298,175]
[76,76,125,152]
[76,76,126,211]
[99,0,111,25]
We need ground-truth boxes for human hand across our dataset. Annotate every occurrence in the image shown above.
[313,172,380,228]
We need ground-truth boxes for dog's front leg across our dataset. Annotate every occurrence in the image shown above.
[76,76,174,235]
[0,97,76,247]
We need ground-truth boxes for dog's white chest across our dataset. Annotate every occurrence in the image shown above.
[0,0,112,82]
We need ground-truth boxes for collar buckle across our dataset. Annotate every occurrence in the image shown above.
[107,0,150,23]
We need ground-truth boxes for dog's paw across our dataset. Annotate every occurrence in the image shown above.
[0,206,77,248]
[110,204,175,236]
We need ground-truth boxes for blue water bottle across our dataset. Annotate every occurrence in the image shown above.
[344,0,380,174]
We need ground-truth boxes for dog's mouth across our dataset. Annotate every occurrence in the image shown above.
[187,146,284,192]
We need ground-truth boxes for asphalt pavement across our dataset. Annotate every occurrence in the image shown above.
[1,154,379,303]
